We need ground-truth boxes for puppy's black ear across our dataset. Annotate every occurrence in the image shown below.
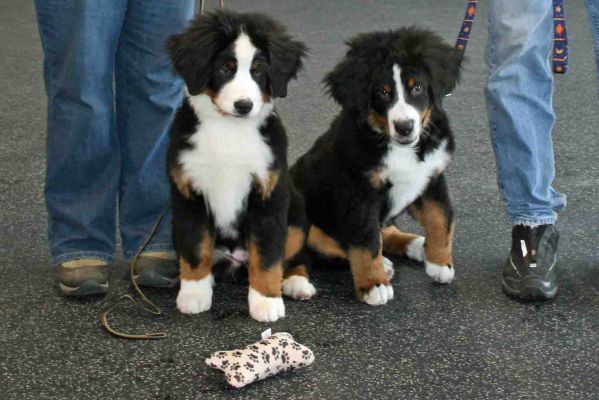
[324,34,379,114]
[166,14,221,95]
[419,33,463,103]
[268,30,307,98]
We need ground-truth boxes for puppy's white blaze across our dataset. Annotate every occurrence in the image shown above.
[182,95,274,239]
[248,287,285,322]
[425,259,455,284]
[380,139,451,221]
[388,65,421,138]
[177,276,214,314]
[215,32,264,117]
[406,236,425,262]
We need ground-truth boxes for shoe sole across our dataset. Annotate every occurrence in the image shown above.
[134,271,179,288]
[501,276,558,301]
[60,280,109,297]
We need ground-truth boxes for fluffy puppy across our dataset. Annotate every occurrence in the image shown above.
[291,28,462,305]
[166,10,315,323]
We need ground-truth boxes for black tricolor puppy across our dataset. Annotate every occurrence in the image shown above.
[166,10,315,323]
[291,28,462,305]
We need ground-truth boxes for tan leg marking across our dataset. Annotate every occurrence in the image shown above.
[248,241,283,297]
[283,264,308,280]
[348,238,389,294]
[411,201,454,265]
[381,225,421,255]
[170,166,193,200]
[307,225,347,259]
[179,232,214,280]
[284,226,305,260]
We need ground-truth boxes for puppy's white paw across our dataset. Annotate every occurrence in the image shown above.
[361,284,394,306]
[248,288,285,322]
[177,276,214,314]
[282,275,316,300]
[425,260,455,284]
[382,256,395,280]
[406,236,425,262]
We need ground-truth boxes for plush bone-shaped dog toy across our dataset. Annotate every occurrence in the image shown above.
[205,332,314,388]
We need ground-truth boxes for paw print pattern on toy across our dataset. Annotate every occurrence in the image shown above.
[205,332,315,388]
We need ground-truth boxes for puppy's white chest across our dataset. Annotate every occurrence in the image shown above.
[179,103,273,238]
[380,140,450,221]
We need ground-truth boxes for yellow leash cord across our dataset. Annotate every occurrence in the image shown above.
[100,203,169,340]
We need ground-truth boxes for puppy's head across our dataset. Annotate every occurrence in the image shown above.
[325,28,462,145]
[167,10,307,118]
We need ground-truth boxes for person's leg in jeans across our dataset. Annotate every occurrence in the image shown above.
[34,1,128,295]
[485,0,565,300]
[586,0,599,95]
[114,0,194,287]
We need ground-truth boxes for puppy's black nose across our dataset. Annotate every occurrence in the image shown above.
[234,99,253,115]
[394,119,414,136]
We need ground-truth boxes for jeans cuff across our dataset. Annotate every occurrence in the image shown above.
[54,251,113,266]
[123,243,175,260]
[512,217,556,227]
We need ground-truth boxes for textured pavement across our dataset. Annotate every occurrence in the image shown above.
[2,1,599,399]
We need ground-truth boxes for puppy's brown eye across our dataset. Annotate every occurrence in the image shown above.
[379,89,390,98]
[219,61,235,75]
[410,84,423,96]
[251,61,264,75]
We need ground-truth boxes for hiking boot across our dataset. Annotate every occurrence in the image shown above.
[57,258,109,296]
[502,224,559,301]
[133,252,179,288]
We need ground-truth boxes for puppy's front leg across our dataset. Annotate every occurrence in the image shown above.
[177,235,215,314]
[172,191,216,314]
[349,232,394,306]
[246,204,287,322]
[247,240,285,322]
[410,174,455,284]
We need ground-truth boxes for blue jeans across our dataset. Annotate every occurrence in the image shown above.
[485,0,567,226]
[587,0,599,94]
[34,0,194,264]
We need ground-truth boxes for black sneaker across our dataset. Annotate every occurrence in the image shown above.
[501,224,559,301]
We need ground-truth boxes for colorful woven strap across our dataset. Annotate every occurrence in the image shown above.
[455,0,477,55]
[552,0,568,73]
[454,0,568,74]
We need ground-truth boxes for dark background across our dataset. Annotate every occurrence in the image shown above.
[1,0,599,399]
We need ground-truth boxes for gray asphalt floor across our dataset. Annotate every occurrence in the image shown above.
[2,1,599,399]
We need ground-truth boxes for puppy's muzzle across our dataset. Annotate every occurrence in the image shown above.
[393,119,416,144]
[233,99,253,116]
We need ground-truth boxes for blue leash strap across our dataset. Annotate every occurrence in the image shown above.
[454,0,568,74]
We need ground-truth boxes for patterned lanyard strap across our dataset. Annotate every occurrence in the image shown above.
[455,0,568,74]
[552,0,568,73]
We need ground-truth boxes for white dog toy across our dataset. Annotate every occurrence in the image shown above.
[205,332,314,388]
